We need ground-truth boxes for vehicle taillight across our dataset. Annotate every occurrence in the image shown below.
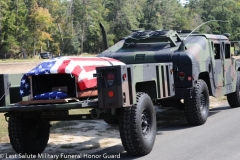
[179,72,185,81]
[122,73,127,80]
[106,72,115,86]
[108,90,115,97]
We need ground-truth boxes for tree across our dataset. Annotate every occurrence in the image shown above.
[28,1,53,56]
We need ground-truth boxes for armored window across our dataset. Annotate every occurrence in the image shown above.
[225,44,230,58]
[214,44,221,59]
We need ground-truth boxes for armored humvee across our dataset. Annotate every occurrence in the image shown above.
[0,26,240,156]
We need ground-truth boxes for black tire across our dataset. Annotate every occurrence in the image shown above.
[119,92,156,156]
[8,115,50,154]
[227,72,240,107]
[184,80,209,125]
[103,109,119,124]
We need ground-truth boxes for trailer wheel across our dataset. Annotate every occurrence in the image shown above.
[8,115,50,154]
[227,72,240,107]
[119,92,156,156]
[184,80,209,125]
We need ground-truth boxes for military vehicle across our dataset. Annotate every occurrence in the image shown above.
[0,22,240,156]
[231,41,240,56]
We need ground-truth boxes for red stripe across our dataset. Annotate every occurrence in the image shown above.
[83,65,104,72]
[78,78,97,91]
[71,66,83,77]
[57,60,71,73]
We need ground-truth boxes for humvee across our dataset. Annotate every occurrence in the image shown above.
[0,25,240,156]
[231,41,240,56]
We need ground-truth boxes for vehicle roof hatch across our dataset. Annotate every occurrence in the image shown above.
[125,30,182,47]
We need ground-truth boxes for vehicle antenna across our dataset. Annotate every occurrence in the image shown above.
[179,20,229,51]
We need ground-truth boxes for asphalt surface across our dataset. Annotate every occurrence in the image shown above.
[85,104,240,160]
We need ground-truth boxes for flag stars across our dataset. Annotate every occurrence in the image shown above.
[25,84,29,88]
[21,79,26,84]
[44,71,50,74]
[20,90,24,95]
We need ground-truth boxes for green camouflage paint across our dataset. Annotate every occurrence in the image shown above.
[98,31,240,99]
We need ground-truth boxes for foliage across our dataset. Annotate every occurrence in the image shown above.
[0,0,240,58]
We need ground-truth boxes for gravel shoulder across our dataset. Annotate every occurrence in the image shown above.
[0,62,41,74]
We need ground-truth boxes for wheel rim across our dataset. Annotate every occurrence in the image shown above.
[141,109,150,138]
[200,93,207,117]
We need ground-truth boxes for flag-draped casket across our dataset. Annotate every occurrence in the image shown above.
[20,56,125,100]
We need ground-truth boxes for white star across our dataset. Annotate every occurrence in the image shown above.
[21,79,26,84]
[41,94,45,96]
[38,65,42,69]
[20,90,24,95]
[25,84,29,88]
[44,71,49,74]
[31,70,35,73]
[55,96,60,99]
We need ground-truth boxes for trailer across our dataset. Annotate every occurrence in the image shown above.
[0,61,174,156]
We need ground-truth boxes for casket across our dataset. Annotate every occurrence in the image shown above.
[18,56,125,105]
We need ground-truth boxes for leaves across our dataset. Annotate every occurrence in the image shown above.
[1,0,240,58]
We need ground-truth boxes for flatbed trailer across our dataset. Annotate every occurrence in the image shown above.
[0,63,175,156]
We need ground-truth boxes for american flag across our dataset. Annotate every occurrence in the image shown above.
[33,91,68,100]
[20,56,125,98]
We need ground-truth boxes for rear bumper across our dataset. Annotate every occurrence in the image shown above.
[171,88,193,99]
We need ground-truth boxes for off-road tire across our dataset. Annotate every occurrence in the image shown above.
[103,109,119,124]
[119,92,156,156]
[184,80,209,125]
[8,115,50,154]
[227,72,240,107]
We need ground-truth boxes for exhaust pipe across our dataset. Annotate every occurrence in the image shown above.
[99,22,109,50]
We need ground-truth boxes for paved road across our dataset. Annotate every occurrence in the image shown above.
[87,104,240,160]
